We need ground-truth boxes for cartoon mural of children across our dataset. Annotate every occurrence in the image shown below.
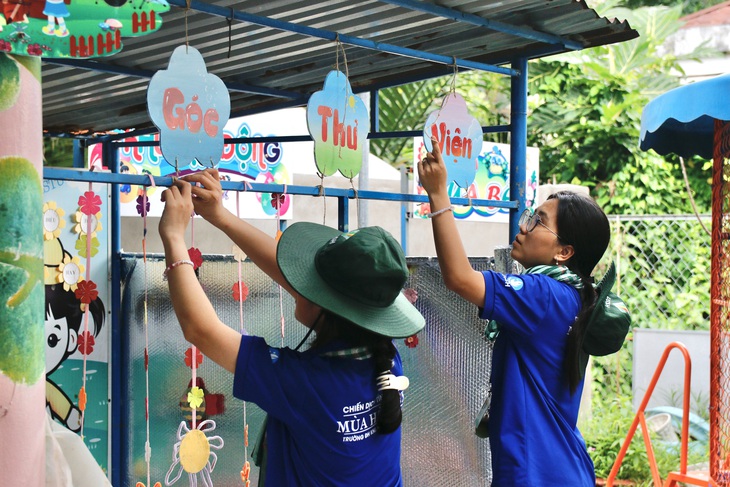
[41,0,69,37]
[44,238,105,431]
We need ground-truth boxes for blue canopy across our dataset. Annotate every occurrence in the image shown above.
[640,73,730,159]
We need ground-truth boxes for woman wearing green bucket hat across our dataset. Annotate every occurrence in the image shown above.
[418,139,630,486]
[159,170,424,486]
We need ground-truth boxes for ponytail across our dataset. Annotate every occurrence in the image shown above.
[564,271,596,394]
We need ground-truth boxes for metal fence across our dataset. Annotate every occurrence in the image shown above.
[605,214,712,332]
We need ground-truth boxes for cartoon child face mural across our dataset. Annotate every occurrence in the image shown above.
[44,238,105,432]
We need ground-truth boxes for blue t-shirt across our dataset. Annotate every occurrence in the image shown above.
[480,271,595,487]
[233,335,403,486]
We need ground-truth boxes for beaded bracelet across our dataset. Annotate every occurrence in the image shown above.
[426,206,453,218]
[162,259,194,281]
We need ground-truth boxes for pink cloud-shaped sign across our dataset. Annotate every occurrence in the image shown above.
[306,70,368,178]
[423,93,483,188]
[147,45,230,168]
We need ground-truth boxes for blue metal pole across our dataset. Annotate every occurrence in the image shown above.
[72,139,85,168]
[509,58,528,242]
[106,141,124,487]
[338,196,349,232]
[379,0,583,51]
[165,0,517,77]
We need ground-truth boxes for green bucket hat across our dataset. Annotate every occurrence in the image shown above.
[276,222,425,338]
[582,262,632,356]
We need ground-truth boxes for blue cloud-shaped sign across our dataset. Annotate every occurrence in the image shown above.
[147,45,230,168]
[423,93,483,188]
[306,70,368,178]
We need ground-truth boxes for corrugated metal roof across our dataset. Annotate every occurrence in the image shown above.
[41,0,637,135]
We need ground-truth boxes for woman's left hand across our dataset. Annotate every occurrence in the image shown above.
[159,179,194,244]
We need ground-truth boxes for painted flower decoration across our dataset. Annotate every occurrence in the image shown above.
[419,202,431,217]
[404,334,419,348]
[42,201,66,240]
[74,279,99,308]
[57,254,85,291]
[78,191,102,215]
[78,330,96,355]
[403,288,418,304]
[232,244,247,262]
[187,386,205,409]
[232,281,249,302]
[136,194,151,217]
[270,193,286,210]
[75,235,100,258]
[136,482,162,487]
[73,210,103,237]
[188,247,203,270]
[184,347,203,369]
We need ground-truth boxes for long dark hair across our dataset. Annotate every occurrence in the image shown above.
[548,191,610,394]
[310,311,402,434]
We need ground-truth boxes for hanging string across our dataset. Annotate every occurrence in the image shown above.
[226,7,234,59]
[184,0,191,50]
[143,175,156,487]
[79,179,93,440]
[449,56,458,94]
[235,190,251,486]
[317,174,326,225]
[350,179,360,227]
[189,210,198,430]
[275,185,288,347]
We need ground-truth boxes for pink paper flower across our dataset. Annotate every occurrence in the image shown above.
[188,247,203,270]
[232,281,249,302]
[404,334,419,348]
[184,347,203,368]
[75,279,99,304]
[78,331,96,355]
[78,191,102,215]
[403,288,418,304]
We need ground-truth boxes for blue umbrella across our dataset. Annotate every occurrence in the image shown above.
[640,73,730,158]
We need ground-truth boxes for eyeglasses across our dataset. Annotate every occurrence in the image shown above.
[518,208,562,240]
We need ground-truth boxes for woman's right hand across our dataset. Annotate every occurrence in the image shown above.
[159,179,194,244]
[417,137,449,198]
[184,168,229,226]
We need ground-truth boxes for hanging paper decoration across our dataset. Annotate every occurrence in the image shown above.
[0,0,169,58]
[147,45,231,169]
[232,281,249,302]
[165,420,224,487]
[422,92,483,189]
[306,70,368,178]
[187,247,203,270]
[42,201,65,240]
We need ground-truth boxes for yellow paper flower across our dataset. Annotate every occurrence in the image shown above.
[57,254,85,291]
[73,210,103,237]
[42,201,66,240]
[187,386,204,409]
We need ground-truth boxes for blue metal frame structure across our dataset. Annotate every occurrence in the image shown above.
[35,1,594,482]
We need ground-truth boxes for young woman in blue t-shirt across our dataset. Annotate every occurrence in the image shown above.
[158,170,424,486]
[418,139,610,486]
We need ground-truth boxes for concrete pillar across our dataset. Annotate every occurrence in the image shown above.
[0,53,45,485]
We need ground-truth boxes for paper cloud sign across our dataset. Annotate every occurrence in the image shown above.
[147,45,230,168]
[306,70,368,178]
[423,93,483,188]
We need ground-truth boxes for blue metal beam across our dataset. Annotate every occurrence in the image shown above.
[379,0,583,51]
[166,0,518,77]
[43,167,518,210]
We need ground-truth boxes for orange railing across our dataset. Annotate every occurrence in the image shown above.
[606,341,717,487]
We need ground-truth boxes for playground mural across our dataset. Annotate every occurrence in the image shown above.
[414,138,539,222]
[0,0,169,58]
[43,179,110,472]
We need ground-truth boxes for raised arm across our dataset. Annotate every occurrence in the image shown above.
[183,168,296,297]
[159,180,241,373]
[417,138,486,307]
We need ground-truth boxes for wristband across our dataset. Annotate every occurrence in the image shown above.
[163,259,194,281]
